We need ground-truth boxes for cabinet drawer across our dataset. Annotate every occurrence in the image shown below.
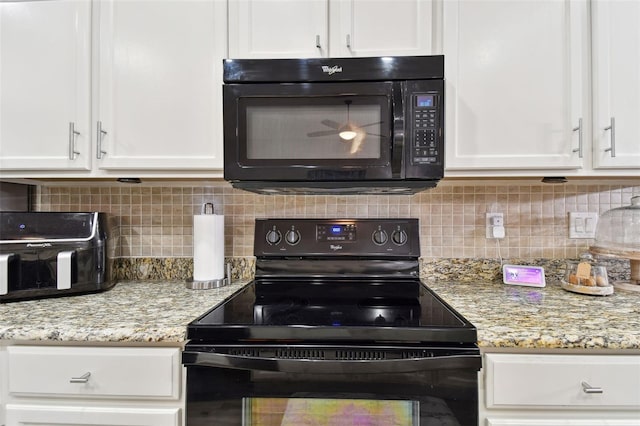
[6,404,180,426]
[485,353,640,408]
[8,346,180,399]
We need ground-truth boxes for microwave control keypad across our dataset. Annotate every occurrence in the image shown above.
[412,95,440,165]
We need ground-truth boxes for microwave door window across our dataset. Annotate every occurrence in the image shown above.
[242,97,387,162]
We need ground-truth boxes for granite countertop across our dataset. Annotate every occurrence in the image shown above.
[1,279,639,350]
[426,279,640,350]
[0,281,249,344]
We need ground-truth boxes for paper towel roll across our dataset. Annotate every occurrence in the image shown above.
[193,214,225,281]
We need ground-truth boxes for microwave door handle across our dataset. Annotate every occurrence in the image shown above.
[391,83,405,178]
[182,351,481,374]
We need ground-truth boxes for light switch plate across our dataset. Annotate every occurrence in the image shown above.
[568,212,598,239]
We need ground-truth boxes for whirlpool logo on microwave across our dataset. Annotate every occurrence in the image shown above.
[321,65,343,75]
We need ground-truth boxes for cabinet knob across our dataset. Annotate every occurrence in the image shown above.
[70,372,91,384]
[581,381,603,394]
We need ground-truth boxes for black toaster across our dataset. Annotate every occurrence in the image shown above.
[0,212,114,302]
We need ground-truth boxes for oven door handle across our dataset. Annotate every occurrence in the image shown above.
[182,351,481,374]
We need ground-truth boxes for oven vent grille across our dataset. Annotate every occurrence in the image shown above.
[335,350,386,360]
[229,348,261,357]
[402,350,433,359]
[275,349,325,359]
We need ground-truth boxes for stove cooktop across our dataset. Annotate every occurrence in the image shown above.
[186,279,477,344]
[187,218,477,345]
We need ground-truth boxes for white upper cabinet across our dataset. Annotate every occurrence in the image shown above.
[329,0,433,57]
[229,0,328,58]
[443,0,589,174]
[0,1,92,171]
[0,0,226,178]
[592,0,640,169]
[96,0,225,171]
[228,0,433,59]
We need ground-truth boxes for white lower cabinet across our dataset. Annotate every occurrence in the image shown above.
[6,406,179,426]
[1,347,5,426]
[481,352,640,426]
[3,345,183,426]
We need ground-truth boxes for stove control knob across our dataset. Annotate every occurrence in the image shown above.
[285,229,301,245]
[266,229,282,245]
[392,230,408,245]
[372,229,388,245]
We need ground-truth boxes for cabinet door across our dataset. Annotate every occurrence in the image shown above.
[96,0,225,170]
[330,0,433,57]
[229,0,328,58]
[486,419,640,426]
[0,0,91,171]
[8,346,180,400]
[592,0,640,169]
[6,405,179,426]
[443,0,589,173]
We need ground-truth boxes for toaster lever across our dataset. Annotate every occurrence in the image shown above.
[0,253,16,296]
[57,251,76,290]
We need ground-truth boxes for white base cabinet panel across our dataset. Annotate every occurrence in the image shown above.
[8,346,180,400]
[1,347,5,426]
[481,352,640,426]
[6,405,179,426]
[486,419,640,426]
[3,345,183,426]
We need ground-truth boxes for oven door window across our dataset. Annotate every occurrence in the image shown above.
[244,397,419,425]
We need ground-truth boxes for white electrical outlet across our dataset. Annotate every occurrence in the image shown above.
[568,212,598,239]
[486,213,505,239]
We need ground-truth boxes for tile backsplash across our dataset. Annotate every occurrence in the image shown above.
[34,180,640,260]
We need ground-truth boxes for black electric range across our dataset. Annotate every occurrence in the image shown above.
[183,219,481,426]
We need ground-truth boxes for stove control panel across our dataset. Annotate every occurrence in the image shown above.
[255,219,419,257]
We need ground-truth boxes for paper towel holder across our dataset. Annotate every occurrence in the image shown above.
[186,262,232,290]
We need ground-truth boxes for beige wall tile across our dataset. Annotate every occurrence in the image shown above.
[34,181,640,260]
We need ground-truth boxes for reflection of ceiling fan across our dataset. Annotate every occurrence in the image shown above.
[306,100,383,141]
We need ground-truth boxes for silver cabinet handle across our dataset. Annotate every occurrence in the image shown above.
[604,117,616,157]
[68,122,80,160]
[70,372,91,384]
[96,121,108,159]
[572,118,583,158]
[315,34,321,49]
[581,381,603,394]
[346,34,351,49]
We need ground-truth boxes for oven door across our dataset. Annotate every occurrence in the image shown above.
[183,344,480,426]
[223,81,402,182]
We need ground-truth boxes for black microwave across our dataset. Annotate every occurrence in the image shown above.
[223,55,444,195]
